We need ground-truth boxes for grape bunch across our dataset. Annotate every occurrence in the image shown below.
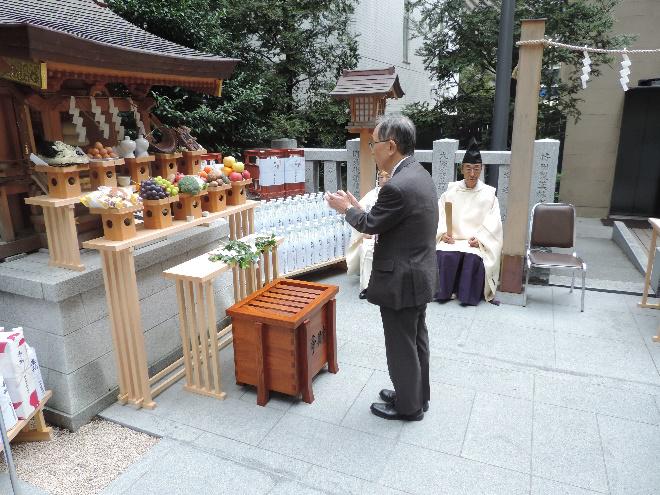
[139,178,167,200]
[153,176,179,196]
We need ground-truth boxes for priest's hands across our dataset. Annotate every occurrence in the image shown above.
[440,233,455,244]
[468,237,479,248]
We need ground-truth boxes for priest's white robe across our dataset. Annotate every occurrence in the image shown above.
[346,186,380,291]
[436,180,503,301]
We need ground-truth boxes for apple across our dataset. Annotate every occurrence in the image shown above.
[241,170,251,180]
[223,156,236,168]
[232,161,245,173]
[229,171,243,182]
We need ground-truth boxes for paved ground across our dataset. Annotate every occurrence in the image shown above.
[4,218,660,495]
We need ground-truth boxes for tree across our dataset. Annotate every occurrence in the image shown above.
[405,0,633,148]
[107,0,359,153]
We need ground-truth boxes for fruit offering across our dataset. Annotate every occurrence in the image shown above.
[87,141,118,160]
[139,177,179,200]
[81,186,141,209]
[222,156,236,169]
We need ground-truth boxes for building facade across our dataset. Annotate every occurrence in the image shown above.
[559,0,660,217]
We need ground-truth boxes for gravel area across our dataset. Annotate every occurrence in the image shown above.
[0,418,159,495]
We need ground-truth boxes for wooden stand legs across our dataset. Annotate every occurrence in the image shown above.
[100,249,155,409]
[42,204,83,270]
[174,279,226,399]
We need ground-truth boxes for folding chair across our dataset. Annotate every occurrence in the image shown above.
[524,202,587,311]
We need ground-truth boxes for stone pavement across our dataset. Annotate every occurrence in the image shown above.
[84,266,660,495]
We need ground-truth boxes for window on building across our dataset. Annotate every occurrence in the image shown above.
[403,0,410,63]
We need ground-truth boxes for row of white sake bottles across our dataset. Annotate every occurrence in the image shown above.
[254,192,339,234]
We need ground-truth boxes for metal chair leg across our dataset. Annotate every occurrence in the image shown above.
[581,265,586,312]
[523,260,531,307]
[570,270,575,293]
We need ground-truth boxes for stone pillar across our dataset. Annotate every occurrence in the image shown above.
[305,160,319,193]
[346,138,361,199]
[323,160,341,192]
[497,164,511,221]
[359,129,376,198]
[500,19,546,295]
[432,139,459,196]
[530,139,560,214]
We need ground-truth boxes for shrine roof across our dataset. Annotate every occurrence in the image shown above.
[0,0,239,80]
[330,67,404,99]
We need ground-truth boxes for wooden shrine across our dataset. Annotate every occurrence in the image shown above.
[330,67,404,197]
[0,0,239,261]
[226,279,339,406]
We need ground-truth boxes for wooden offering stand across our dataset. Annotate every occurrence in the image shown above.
[1,390,54,451]
[35,164,89,199]
[638,218,660,342]
[227,179,252,206]
[173,191,207,220]
[203,184,231,213]
[227,279,339,406]
[162,235,283,400]
[82,201,257,409]
[142,196,177,229]
[181,150,205,175]
[153,153,182,178]
[123,156,154,184]
[89,204,142,241]
[89,158,123,189]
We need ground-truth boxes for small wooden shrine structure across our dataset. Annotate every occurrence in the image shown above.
[330,67,404,197]
[0,0,239,260]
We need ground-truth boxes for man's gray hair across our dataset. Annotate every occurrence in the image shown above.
[375,114,416,155]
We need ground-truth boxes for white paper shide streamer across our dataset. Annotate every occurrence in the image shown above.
[68,96,86,144]
[619,53,632,91]
[580,49,591,89]
[90,96,110,139]
[108,97,125,141]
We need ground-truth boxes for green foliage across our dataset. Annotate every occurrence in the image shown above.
[407,0,634,146]
[107,0,358,152]
[209,234,278,268]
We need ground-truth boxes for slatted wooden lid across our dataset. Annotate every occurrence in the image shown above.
[227,279,338,327]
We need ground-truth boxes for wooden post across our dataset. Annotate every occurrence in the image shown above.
[445,202,453,237]
[359,129,376,198]
[500,19,546,294]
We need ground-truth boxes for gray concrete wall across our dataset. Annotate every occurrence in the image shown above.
[559,0,660,217]
[0,221,234,430]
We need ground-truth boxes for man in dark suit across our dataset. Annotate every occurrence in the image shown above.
[325,115,438,421]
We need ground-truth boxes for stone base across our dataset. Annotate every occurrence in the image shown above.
[497,291,526,307]
[0,220,234,430]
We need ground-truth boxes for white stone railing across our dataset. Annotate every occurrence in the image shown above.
[305,137,559,221]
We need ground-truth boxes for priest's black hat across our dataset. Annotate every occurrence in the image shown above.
[463,137,482,164]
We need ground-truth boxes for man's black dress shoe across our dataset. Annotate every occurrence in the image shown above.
[379,388,429,412]
[358,289,368,299]
[370,402,424,421]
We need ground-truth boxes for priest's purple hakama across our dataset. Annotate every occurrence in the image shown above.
[435,251,485,306]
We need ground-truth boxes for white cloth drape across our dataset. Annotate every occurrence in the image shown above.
[346,186,380,290]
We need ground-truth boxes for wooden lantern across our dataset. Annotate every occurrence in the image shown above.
[90,205,142,241]
[173,191,206,220]
[202,184,230,213]
[123,156,154,184]
[180,150,205,175]
[89,159,123,189]
[153,153,182,178]
[226,179,252,206]
[35,164,89,199]
[142,196,176,229]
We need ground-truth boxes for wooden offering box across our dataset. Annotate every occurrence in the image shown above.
[123,156,154,184]
[90,204,142,241]
[227,279,339,406]
[226,179,252,206]
[35,164,89,199]
[143,196,176,229]
[89,158,123,189]
[181,150,205,175]
[202,184,230,213]
[153,153,182,178]
[173,191,207,220]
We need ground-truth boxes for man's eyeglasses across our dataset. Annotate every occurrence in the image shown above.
[462,165,482,174]
[368,139,394,150]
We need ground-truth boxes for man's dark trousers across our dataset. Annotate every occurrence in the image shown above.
[380,304,430,415]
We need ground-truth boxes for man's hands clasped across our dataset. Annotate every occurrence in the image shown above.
[324,190,361,214]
